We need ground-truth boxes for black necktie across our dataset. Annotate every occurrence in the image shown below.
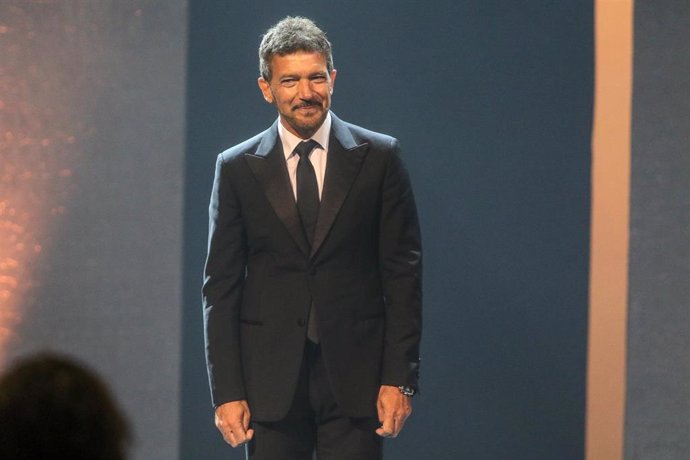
[294,139,320,244]
[294,139,321,343]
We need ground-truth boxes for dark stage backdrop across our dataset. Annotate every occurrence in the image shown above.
[182,1,593,459]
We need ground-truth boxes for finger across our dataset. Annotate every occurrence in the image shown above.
[233,427,248,441]
[217,423,238,447]
[392,416,405,437]
[216,419,234,445]
[390,417,400,438]
[394,404,413,433]
[227,430,250,447]
[226,430,240,448]
[215,409,251,447]
[246,427,255,441]
[242,407,251,431]
[376,416,395,437]
[228,421,249,445]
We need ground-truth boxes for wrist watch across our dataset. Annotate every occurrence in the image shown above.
[398,386,416,397]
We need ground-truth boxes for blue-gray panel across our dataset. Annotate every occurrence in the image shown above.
[0,2,187,460]
[626,1,690,458]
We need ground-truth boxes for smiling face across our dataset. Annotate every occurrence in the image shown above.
[258,51,337,139]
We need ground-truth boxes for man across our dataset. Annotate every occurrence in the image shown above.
[202,16,422,459]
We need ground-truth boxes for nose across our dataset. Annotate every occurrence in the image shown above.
[297,78,313,100]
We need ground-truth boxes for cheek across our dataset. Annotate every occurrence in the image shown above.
[276,91,294,105]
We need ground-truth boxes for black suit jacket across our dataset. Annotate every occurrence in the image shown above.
[202,113,422,421]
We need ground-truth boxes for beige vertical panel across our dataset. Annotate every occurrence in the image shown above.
[587,1,634,459]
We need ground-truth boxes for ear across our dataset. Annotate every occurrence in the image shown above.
[258,77,273,103]
[329,69,337,95]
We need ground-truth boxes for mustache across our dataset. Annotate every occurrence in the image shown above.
[293,100,321,110]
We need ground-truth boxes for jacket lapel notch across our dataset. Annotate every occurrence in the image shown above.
[310,116,369,259]
[245,123,310,256]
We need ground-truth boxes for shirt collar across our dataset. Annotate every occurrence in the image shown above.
[279,111,332,159]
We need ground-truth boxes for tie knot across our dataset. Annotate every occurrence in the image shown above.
[293,139,319,159]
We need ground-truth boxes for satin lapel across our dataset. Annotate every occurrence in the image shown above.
[310,115,368,259]
[244,124,310,256]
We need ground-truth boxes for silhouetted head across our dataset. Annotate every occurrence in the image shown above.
[0,352,131,460]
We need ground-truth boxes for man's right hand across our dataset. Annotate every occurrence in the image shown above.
[215,400,254,447]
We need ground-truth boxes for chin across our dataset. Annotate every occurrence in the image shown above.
[293,118,324,135]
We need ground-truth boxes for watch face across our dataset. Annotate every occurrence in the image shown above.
[399,386,416,396]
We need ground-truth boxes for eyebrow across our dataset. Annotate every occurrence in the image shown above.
[279,71,327,80]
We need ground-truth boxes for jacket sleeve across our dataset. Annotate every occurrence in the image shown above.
[378,138,423,391]
[202,154,248,407]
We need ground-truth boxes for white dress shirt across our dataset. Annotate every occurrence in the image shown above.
[278,112,332,201]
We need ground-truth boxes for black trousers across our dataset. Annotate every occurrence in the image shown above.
[247,341,383,460]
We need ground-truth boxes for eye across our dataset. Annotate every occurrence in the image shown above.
[310,75,327,83]
[280,78,297,88]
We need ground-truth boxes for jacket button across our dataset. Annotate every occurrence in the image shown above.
[297,318,305,327]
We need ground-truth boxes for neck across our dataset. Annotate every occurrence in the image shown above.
[280,116,324,140]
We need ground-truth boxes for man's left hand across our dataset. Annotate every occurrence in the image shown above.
[375,385,412,438]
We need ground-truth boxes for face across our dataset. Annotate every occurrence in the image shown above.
[258,51,336,139]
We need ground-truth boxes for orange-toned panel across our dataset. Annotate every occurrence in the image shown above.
[0,3,83,365]
[587,1,634,459]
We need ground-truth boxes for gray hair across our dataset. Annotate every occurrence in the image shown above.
[259,16,334,81]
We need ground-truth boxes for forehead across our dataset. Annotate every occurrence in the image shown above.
[269,51,329,77]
